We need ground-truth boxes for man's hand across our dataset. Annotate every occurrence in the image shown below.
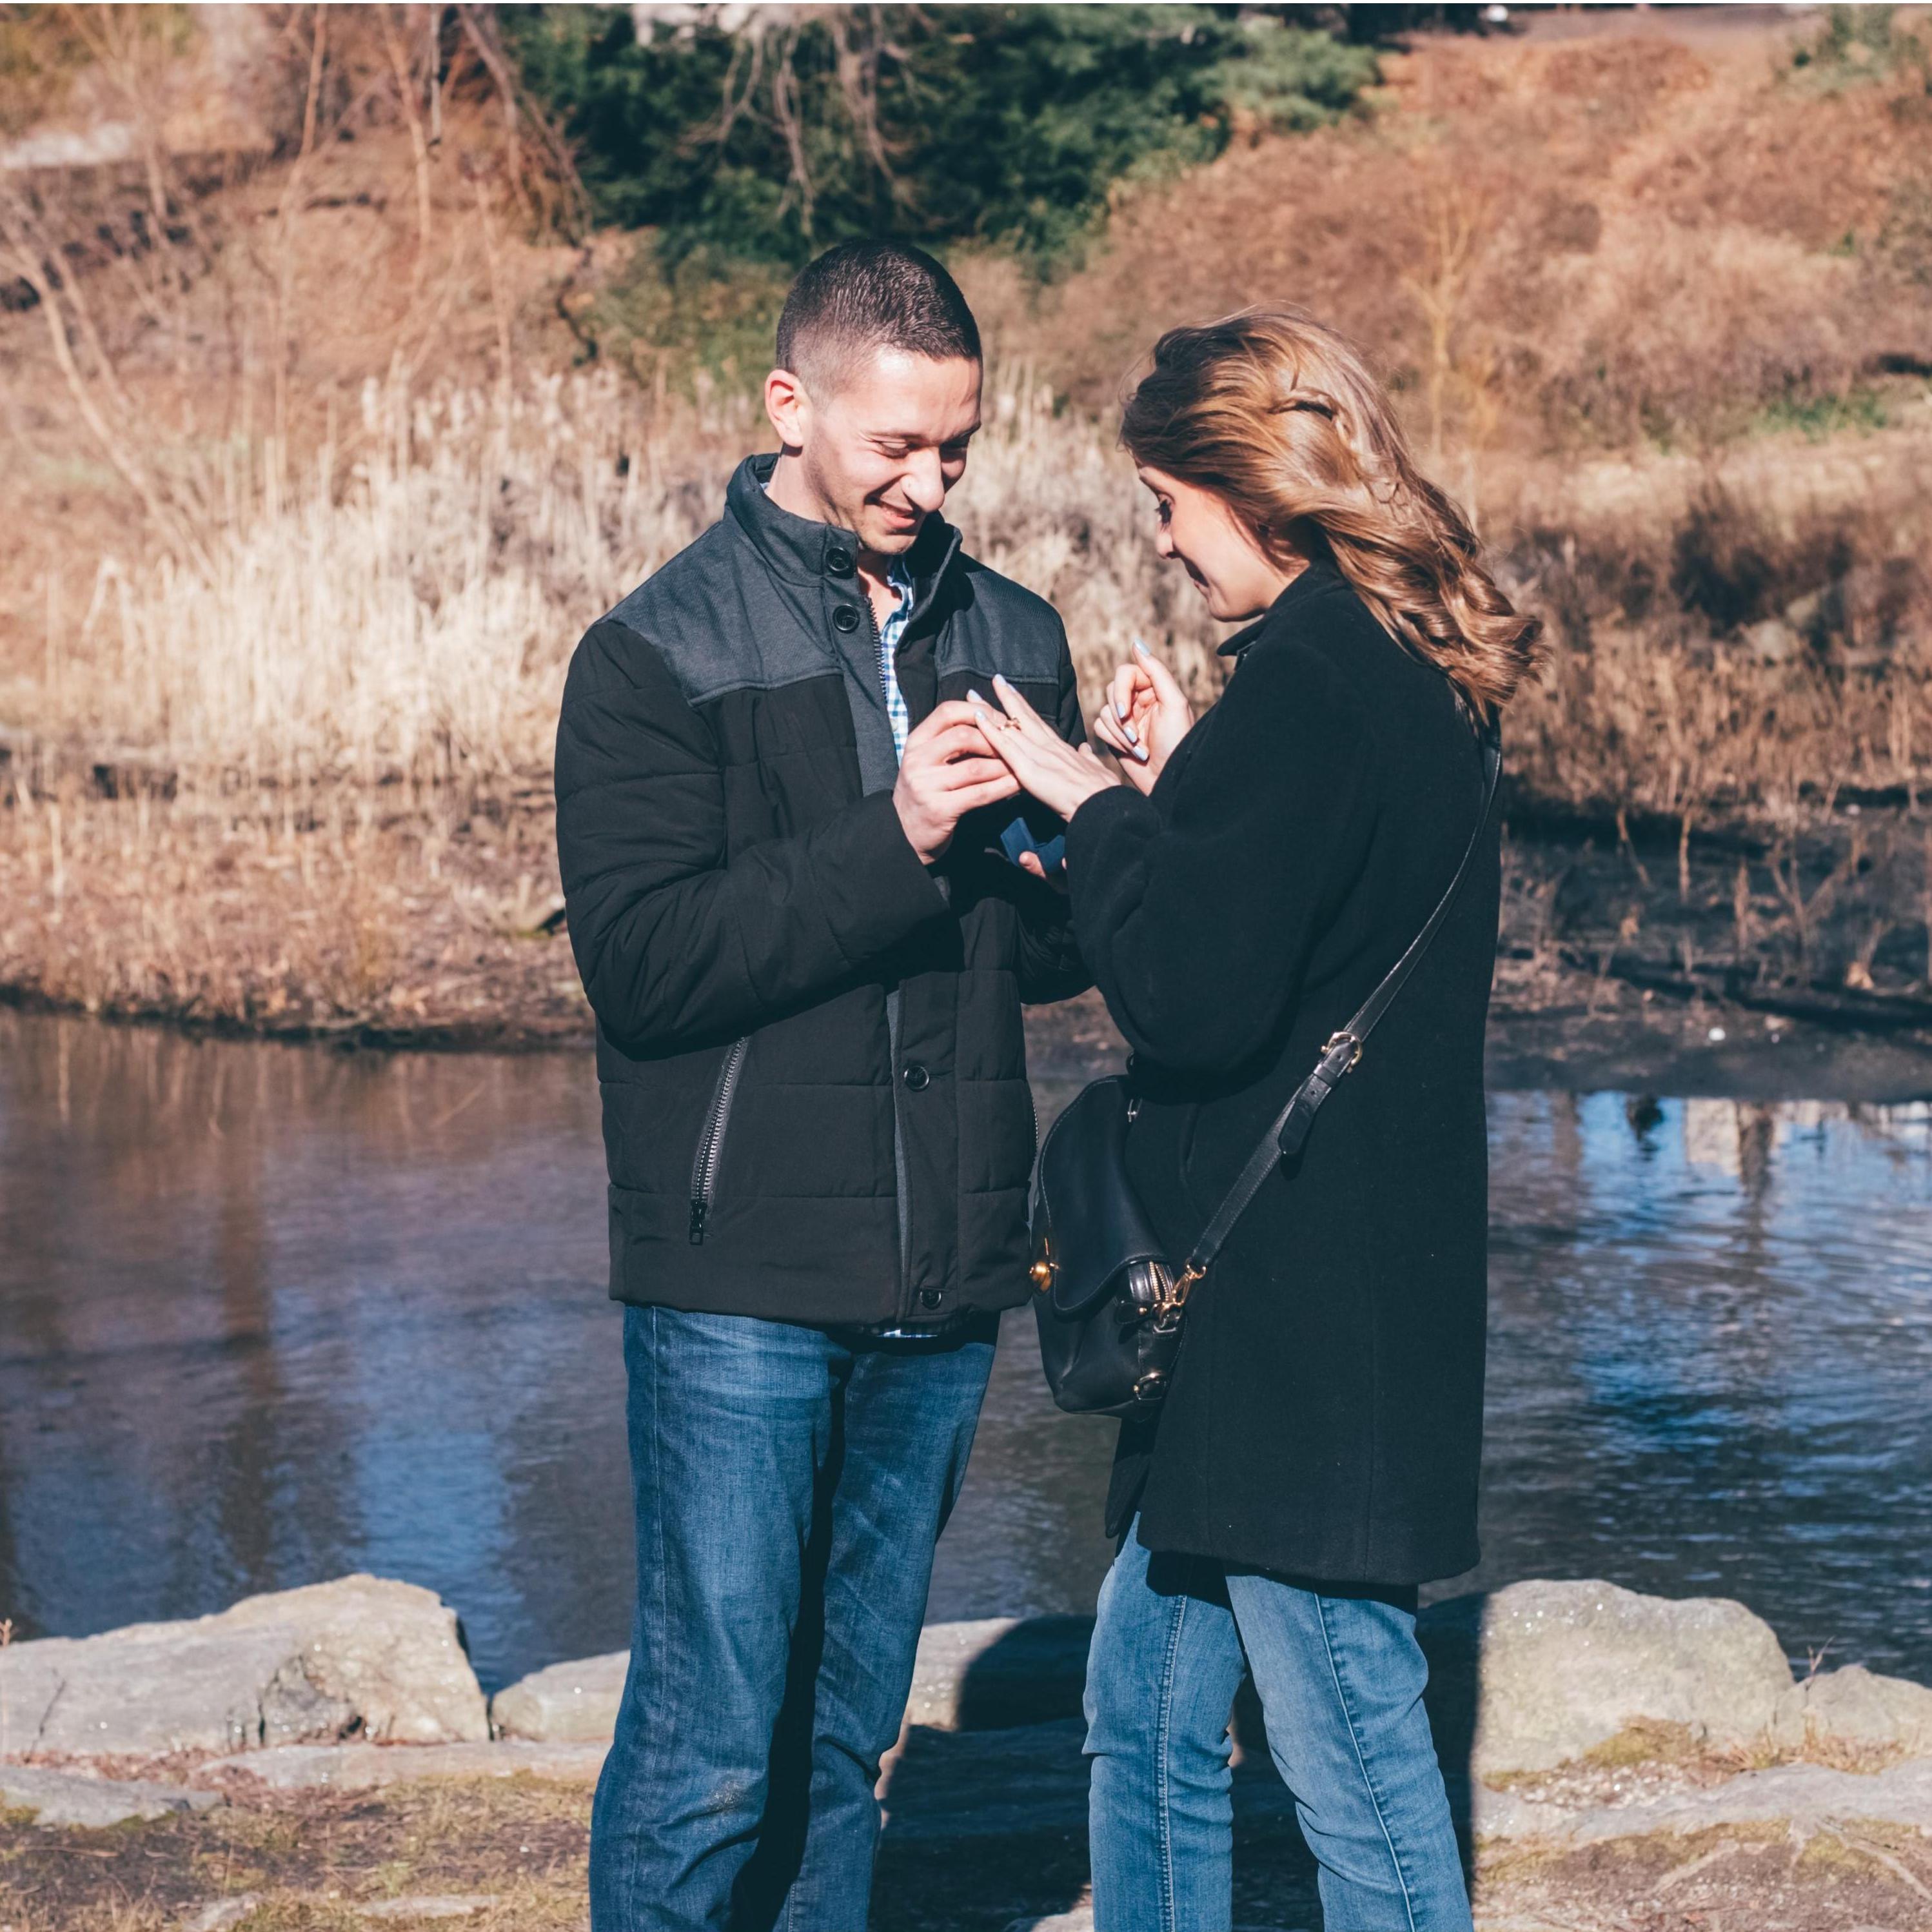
[893,701,1022,863]
[967,676,1120,842]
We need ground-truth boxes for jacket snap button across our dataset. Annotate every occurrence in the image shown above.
[832,604,861,633]
[919,1289,943,1310]
[902,1063,930,1091]
[826,546,854,577]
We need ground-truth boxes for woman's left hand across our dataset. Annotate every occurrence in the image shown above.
[968,677,1121,865]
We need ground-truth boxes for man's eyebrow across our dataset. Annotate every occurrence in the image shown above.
[871,422,983,444]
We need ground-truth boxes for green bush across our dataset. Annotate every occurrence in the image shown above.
[1789,6,1931,92]
[504,5,1375,270]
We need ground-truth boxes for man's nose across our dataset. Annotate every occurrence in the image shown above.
[903,450,947,512]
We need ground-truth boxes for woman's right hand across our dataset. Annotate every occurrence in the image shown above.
[1090,638,1196,795]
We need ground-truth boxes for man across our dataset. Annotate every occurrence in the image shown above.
[555,240,1089,1931]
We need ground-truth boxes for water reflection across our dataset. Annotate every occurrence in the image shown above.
[0,1012,624,1688]
[1,1011,1929,1690]
[1464,1088,1932,1675]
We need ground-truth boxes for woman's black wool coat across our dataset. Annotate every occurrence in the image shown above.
[1064,560,1498,1587]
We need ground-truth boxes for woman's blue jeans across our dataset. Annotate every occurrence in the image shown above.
[1085,1521,1472,1932]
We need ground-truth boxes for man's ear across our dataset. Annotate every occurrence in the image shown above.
[764,367,812,453]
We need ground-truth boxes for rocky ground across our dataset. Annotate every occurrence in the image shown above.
[7,1576,1932,1929]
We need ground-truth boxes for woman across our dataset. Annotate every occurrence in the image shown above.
[970,310,1542,1931]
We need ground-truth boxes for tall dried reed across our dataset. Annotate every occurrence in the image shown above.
[15,358,1932,820]
[19,367,1229,787]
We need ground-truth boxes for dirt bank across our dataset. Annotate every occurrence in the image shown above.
[5,776,1930,1099]
[8,1756,1932,1932]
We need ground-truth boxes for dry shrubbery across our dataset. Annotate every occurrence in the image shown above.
[6,366,1229,788]
[991,26,1932,450]
[5,8,1932,1030]
[6,10,1929,809]
[17,358,1930,822]
[1498,433,1932,822]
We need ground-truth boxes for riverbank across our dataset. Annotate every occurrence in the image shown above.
[7,1573,1932,1930]
[6,773,1931,1098]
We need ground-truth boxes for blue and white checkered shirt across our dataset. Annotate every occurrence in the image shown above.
[760,478,914,761]
[876,557,915,762]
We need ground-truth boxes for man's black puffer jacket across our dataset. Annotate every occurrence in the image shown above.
[555,455,1089,1328]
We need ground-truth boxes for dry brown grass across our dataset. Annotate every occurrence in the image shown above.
[979,17,1932,451]
[0,771,584,1041]
[5,7,1932,1035]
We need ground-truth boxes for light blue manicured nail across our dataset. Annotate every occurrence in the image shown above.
[1133,638,1153,660]
[967,688,987,704]
[1121,719,1139,745]
[1134,744,1150,762]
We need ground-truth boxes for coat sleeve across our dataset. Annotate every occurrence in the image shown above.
[555,620,949,1050]
[1061,636,1377,1077]
[1014,624,1095,1005]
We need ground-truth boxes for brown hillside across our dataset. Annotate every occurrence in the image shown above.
[974,8,1932,446]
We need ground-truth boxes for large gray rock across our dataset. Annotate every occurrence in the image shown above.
[878,1715,1294,1845]
[487,1615,1096,1744]
[1419,1579,1794,1777]
[197,1739,606,1790]
[0,1763,222,1828]
[1473,1752,1932,1844]
[1773,1664,1932,1757]
[0,1575,488,1759]
[906,1616,1092,1731]
[491,1651,627,1742]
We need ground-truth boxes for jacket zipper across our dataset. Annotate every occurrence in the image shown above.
[688,1037,750,1245]
[862,591,916,1317]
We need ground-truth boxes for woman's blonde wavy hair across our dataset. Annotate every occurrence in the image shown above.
[1120,308,1543,722]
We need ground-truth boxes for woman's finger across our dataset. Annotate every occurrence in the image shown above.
[1132,638,1189,709]
[1109,663,1148,746]
[989,675,1061,749]
[965,698,1031,770]
[1090,709,1148,764]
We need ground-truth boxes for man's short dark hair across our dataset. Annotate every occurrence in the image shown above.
[776,240,981,393]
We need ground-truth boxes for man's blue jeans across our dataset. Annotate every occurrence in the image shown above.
[589,1304,994,1932]
[1085,1522,1472,1932]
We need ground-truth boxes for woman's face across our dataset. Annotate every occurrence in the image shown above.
[1136,465,1297,622]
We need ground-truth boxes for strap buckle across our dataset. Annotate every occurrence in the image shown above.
[1151,1260,1206,1332]
[1322,1030,1365,1075]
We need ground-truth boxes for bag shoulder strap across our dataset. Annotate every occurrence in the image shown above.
[1178,727,1502,1285]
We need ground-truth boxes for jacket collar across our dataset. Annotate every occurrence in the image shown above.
[727,453,963,629]
[1216,556,1348,658]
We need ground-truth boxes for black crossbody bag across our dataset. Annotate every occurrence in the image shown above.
[1029,731,1501,1419]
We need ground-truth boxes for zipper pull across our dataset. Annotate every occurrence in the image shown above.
[689,1202,707,1245]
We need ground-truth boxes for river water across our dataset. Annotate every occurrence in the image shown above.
[2,1009,1929,1691]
